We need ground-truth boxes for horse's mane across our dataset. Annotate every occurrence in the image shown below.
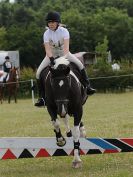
[54,57,70,69]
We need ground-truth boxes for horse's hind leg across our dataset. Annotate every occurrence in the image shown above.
[52,119,66,147]
[79,121,86,138]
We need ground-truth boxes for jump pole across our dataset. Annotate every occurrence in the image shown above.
[0,137,133,160]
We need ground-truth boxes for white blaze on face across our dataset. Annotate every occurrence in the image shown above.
[59,80,64,87]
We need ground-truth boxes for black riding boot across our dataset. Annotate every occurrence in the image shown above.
[34,79,45,107]
[81,69,96,95]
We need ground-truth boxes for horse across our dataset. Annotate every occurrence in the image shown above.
[6,67,19,103]
[40,57,88,168]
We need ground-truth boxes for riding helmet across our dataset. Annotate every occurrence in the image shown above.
[45,11,61,23]
[5,56,10,60]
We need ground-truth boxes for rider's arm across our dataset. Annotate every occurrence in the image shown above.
[63,38,69,56]
[44,43,53,58]
[44,43,54,65]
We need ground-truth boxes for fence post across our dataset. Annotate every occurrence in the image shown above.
[31,79,35,105]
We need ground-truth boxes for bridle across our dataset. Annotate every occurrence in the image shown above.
[50,73,71,104]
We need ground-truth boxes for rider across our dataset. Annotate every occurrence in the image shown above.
[3,56,12,82]
[35,11,96,107]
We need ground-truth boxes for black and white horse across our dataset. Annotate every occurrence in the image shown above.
[40,57,88,168]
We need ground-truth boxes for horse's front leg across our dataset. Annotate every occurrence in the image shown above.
[62,114,72,137]
[72,110,83,168]
[48,106,66,147]
[52,118,66,147]
[72,125,82,168]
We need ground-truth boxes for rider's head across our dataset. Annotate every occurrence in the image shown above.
[5,56,10,60]
[45,11,61,31]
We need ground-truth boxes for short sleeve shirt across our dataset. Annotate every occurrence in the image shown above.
[43,26,70,57]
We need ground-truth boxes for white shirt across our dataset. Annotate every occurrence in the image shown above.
[5,61,12,68]
[43,26,70,57]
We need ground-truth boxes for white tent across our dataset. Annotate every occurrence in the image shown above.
[0,51,20,68]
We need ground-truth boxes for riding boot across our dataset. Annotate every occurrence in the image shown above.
[34,79,45,107]
[80,69,96,95]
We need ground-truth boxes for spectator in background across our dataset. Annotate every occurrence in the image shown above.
[112,60,120,71]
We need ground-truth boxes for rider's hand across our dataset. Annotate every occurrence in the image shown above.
[49,57,55,66]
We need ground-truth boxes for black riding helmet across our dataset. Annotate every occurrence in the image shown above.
[5,56,10,60]
[45,11,61,23]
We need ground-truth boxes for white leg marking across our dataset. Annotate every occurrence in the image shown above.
[52,119,60,132]
[72,126,80,142]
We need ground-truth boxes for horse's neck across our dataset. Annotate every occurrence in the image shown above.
[9,71,16,81]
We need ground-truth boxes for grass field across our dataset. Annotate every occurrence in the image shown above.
[0,93,133,177]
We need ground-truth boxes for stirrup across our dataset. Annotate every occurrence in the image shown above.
[34,98,45,107]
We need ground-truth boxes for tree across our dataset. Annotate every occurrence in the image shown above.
[0,27,7,49]
[1,0,133,67]
[95,35,109,61]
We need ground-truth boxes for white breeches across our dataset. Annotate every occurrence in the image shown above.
[36,52,84,79]
[0,72,8,82]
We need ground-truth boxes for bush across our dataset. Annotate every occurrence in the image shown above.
[88,62,133,93]
[18,67,37,98]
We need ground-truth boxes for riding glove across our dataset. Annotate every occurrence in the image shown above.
[49,57,55,66]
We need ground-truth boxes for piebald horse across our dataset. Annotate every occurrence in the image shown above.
[41,57,88,168]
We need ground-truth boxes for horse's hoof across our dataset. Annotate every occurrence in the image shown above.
[56,138,66,147]
[66,130,72,137]
[72,161,82,169]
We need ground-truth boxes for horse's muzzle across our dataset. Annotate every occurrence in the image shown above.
[55,99,69,118]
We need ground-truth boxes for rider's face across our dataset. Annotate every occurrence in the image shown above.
[48,21,58,31]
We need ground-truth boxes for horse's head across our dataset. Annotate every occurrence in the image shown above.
[50,57,70,117]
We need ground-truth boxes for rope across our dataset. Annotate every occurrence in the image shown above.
[2,79,32,85]
[1,73,133,85]
[90,74,133,80]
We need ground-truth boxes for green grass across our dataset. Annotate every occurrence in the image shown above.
[0,93,133,177]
